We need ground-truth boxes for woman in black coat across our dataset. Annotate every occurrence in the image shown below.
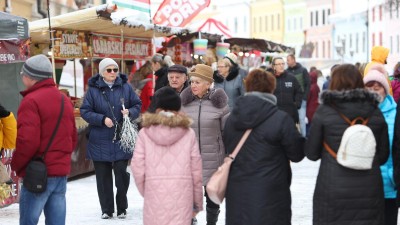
[223,69,305,225]
[305,64,389,225]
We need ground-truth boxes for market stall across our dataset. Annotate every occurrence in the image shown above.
[0,11,29,207]
[29,4,189,178]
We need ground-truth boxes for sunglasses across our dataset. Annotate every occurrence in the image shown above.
[106,68,118,73]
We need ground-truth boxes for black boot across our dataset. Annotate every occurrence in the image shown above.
[206,207,220,225]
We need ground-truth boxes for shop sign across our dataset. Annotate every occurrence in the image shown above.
[53,30,90,58]
[0,39,29,64]
[92,35,152,59]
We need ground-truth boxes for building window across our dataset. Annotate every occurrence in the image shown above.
[323,41,326,58]
[259,16,262,32]
[397,35,400,53]
[310,11,313,26]
[254,17,256,33]
[379,32,382,45]
[315,42,319,58]
[379,5,382,21]
[244,16,247,32]
[316,10,319,26]
[265,16,268,31]
[288,19,291,31]
[277,14,280,30]
[234,17,238,34]
[293,18,297,31]
[363,32,366,52]
[300,17,303,30]
[328,40,331,58]
[350,34,353,49]
[372,7,375,22]
[390,36,393,51]
[271,15,274,31]
[372,33,375,46]
[356,33,359,53]
[322,9,326,25]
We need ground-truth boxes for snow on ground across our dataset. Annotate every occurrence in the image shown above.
[2,159,320,225]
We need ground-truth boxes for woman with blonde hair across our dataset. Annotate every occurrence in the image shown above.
[181,64,229,225]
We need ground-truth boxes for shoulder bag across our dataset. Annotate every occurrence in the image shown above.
[23,95,64,193]
[206,129,252,204]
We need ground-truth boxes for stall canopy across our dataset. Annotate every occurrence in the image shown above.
[191,18,232,38]
[225,37,295,54]
[30,4,190,44]
[0,12,29,117]
[165,32,222,48]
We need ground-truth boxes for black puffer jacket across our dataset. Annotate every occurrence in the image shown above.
[305,89,389,225]
[223,92,305,225]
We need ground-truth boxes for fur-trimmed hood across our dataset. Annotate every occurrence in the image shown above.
[180,87,228,109]
[141,112,193,146]
[320,88,380,106]
[213,65,240,83]
[141,112,192,128]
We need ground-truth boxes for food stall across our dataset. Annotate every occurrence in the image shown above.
[0,12,29,207]
[28,4,189,178]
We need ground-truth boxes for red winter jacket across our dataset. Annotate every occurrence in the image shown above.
[140,74,156,113]
[11,79,77,177]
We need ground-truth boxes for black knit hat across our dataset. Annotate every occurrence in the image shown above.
[154,87,181,111]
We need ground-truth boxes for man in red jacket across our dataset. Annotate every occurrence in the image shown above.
[11,54,77,225]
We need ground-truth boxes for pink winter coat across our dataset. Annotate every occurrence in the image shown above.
[131,112,203,225]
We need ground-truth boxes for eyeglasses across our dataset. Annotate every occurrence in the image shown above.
[106,68,119,73]
[274,63,285,66]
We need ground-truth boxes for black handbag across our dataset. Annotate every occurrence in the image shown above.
[23,95,64,193]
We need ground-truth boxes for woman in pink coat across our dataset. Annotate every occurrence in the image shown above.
[132,87,203,225]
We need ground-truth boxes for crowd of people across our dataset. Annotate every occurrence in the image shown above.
[2,44,400,225]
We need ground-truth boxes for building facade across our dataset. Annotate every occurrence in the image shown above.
[283,0,307,56]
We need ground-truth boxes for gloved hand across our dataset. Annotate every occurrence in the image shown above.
[0,104,10,118]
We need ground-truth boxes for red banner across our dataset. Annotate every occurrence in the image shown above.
[153,0,210,27]
[92,35,152,60]
[0,39,29,64]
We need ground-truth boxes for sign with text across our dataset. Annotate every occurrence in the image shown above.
[92,35,152,60]
[0,39,29,64]
[153,0,210,27]
[53,30,90,58]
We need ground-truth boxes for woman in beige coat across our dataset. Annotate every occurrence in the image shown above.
[181,64,229,225]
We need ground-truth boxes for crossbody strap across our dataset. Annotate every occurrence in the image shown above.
[228,129,252,161]
[41,94,64,159]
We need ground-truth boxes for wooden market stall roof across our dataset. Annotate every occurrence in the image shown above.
[30,4,190,44]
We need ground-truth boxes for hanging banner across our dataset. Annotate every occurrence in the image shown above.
[153,0,211,27]
[53,30,90,58]
[92,35,152,60]
[0,39,29,64]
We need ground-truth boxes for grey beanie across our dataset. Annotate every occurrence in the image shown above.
[21,54,53,79]
[99,58,119,75]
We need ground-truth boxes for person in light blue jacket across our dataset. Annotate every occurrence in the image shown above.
[364,64,397,225]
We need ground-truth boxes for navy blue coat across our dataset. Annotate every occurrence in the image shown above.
[80,74,142,161]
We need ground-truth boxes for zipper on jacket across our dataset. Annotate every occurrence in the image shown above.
[198,99,202,153]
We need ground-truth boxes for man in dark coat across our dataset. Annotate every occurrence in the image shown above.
[286,54,310,137]
[272,57,303,123]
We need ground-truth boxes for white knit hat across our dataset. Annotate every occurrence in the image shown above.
[99,58,119,75]
[363,64,390,94]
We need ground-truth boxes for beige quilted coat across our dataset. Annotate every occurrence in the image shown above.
[180,87,229,185]
[131,112,203,225]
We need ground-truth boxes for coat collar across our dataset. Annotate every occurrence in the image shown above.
[180,87,228,109]
[20,79,56,97]
[88,73,128,89]
[320,89,380,106]
[213,65,240,83]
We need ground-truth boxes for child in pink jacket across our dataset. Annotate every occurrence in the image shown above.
[131,87,203,225]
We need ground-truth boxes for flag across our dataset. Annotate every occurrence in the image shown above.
[113,0,151,14]
[153,0,210,27]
